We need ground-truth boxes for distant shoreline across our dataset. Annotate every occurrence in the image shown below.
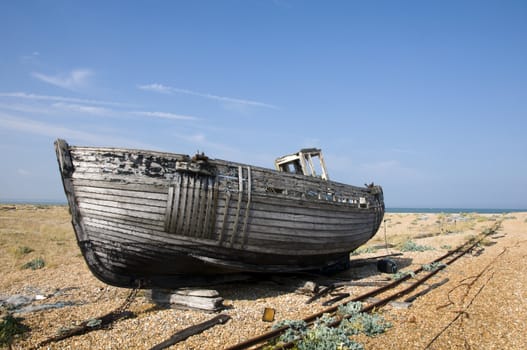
[1,200,68,206]
[1,200,525,214]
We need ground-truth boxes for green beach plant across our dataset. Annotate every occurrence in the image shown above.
[422,262,446,272]
[266,302,391,350]
[351,246,378,255]
[21,257,45,270]
[0,313,30,347]
[298,324,364,350]
[391,270,416,281]
[337,301,363,317]
[271,319,307,343]
[342,312,392,337]
[400,240,435,252]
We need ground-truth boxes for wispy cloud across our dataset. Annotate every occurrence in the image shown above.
[0,102,55,115]
[0,112,154,148]
[0,92,133,107]
[138,83,279,110]
[132,111,198,121]
[0,112,108,143]
[52,102,111,116]
[0,92,199,122]
[137,83,172,94]
[32,69,93,90]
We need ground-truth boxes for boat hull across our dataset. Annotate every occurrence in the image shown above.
[55,139,384,288]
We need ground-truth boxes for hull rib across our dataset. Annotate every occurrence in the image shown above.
[240,166,252,248]
[230,166,244,247]
[218,191,231,245]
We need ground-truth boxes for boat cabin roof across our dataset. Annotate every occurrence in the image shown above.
[275,148,329,180]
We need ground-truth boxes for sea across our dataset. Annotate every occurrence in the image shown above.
[386,208,526,214]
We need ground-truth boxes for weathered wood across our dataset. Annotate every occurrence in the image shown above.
[149,289,225,312]
[230,166,244,247]
[175,289,220,297]
[218,191,231,245]
[305,284,337,304]
[170,295,224,311]
[79,197,166,214]
[149,314,231,350]
[75,185,167,201]
[73,177,168,194]
[35,310,134,349]
[55,139,385,289]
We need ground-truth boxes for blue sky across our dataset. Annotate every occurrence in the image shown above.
[1,1,526,208]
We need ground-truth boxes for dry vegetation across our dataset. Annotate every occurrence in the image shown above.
[0,206,81,287]
[1,205,526,349]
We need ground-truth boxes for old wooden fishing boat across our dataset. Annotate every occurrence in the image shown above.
[55,139,384,288]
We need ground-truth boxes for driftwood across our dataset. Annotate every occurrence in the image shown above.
[149,314,231,350]
[305,284,336,304]
[33,311,134,349]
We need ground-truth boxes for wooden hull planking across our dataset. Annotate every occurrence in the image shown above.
[55,139,384,288]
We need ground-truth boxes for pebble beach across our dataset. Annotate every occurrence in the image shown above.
[1,205,526,349]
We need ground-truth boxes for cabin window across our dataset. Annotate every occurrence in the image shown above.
[279,160,303,175]
[359,197,368,208]
[275,148,329,180]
